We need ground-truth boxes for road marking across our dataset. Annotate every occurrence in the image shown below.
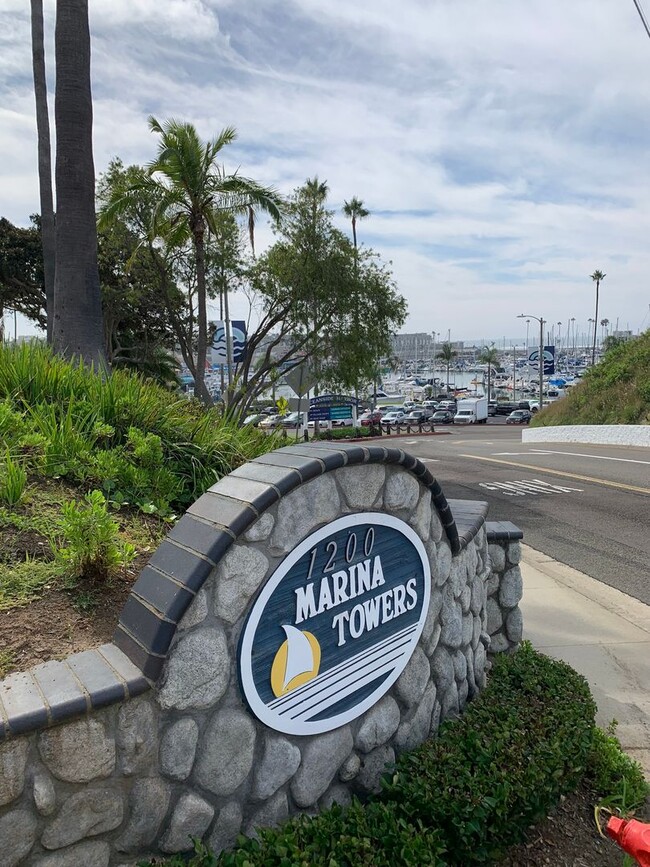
[419,458,439,463]
[529,449,650,466]
[493,451,555,456]
[404,440,418,444]
[479,479,583,497]
[459,454,650,495]
[453,439,494,445]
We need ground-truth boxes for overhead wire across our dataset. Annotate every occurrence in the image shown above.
[631,0,650,40]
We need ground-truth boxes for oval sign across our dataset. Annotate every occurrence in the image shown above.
[239,513,431,735]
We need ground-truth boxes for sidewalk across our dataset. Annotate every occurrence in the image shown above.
[520,545,650,778]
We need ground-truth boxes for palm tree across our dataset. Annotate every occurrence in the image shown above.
[437,342,457,393]
[478,344,499,401]
[343,196,369,401]
[600,318,610,345]
[30,0,55,344]
[590,270,606,366]
[52,0,106,366]
[142,117,282,403]
[343,196,369,252]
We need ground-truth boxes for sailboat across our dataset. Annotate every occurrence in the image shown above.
[270,624,321,697]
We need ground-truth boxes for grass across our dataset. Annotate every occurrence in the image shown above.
[0,650,16,679]
[0,343,279,612]
[532,330,650,427]
[0,478,166,610]
[0,342,279,516]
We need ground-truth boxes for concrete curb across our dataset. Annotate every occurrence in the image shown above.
[520,544,650,778]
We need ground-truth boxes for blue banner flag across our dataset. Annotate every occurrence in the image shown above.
[231,321,247,363]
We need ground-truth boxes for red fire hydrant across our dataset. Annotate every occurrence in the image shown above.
[607,816,650,866]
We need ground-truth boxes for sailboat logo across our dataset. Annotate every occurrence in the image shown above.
[270,625,321,697]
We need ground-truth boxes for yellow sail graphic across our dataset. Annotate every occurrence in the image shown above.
[270,625,321,697]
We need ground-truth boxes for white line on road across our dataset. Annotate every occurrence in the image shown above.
[479,479,583,496]
[529,449,650,466]
[419,458,439,463]
[492,451,555,456]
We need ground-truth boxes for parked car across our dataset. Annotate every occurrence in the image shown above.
[506,410,532,425]
[259,414,282,429]
[382,411,405,423]
[422,400,439,409]
[280,412,303,428]
[431,410,454,424]
[243,413,263,426]
[403,410,430,424]
[359,411,383,426]
[488,403,498,417]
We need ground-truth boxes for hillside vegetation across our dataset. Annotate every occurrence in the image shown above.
[0,344,278,672]
[532,330,650,426]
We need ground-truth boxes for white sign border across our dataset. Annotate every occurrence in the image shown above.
[239,511,431,736]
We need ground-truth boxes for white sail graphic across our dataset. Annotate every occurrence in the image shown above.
[281,625,315,691]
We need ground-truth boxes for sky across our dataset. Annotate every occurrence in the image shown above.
[1,0,650,344]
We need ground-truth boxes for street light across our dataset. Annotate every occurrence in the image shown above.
[518,314,545,409]
[431,331,438,379]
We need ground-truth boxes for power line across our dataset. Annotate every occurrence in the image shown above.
[632,0,650,40]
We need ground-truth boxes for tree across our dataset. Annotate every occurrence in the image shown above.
[52,0,106,366]
[98,159,202,386]
[30,0,55,343]
[221,181,406,417]
[343,196,369,252]
[0,217,47,336]
[96,206,180,384]
[478,344,499,401]
[343,196,370,399]
[437,342,457,393]
[600,318,610,345]
[590,270,605,366]
[139,117,282,404]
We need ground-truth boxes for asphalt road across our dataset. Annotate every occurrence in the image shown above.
[389,425,650,604]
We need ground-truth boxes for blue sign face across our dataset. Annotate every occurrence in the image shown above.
[528,346,555,375]
[239,513,431,735]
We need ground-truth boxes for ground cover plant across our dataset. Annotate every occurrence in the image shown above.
[0,343,279,673]
[0,343,278,515]
[532,329,650,426]
[145,643,649,867]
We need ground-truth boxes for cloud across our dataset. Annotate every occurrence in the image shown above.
[1,0,649,340]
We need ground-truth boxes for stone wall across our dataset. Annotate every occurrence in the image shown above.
[522,424,650,447]
[0,443,523,866]
[485,522,524,655]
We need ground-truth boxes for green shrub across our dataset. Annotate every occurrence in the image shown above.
[54,489,136,582]
[148,644,596,867]
[0,400,25,442]
[588,723,649,811]
[382,643,596,864]
[314,425,378,440]
[162,801,446,867]
[0,451,27,506]
[0,343,278,513]
[16,432,48,472]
